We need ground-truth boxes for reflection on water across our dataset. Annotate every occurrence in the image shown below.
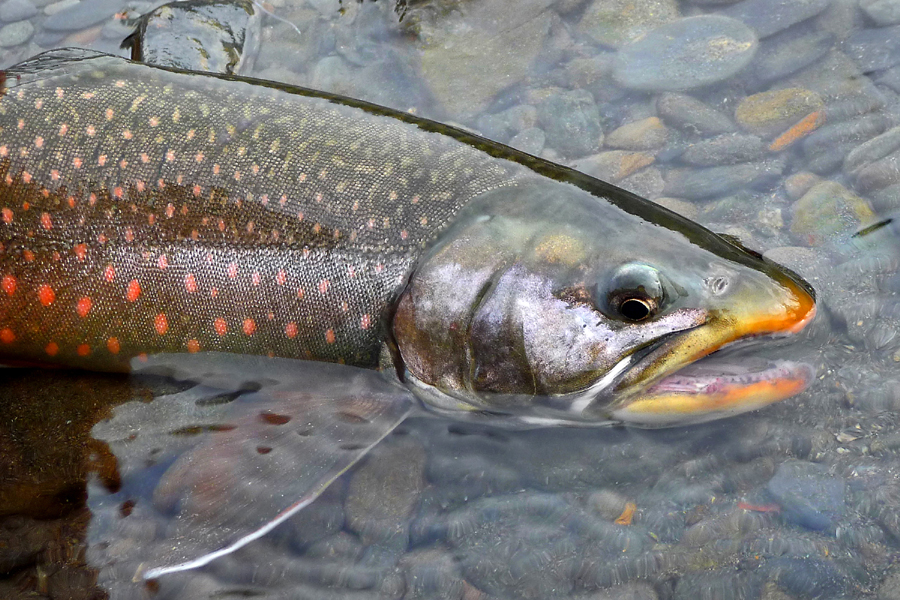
[1,0,900,598]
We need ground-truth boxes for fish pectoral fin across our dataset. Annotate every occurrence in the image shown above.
[88,354,413,583]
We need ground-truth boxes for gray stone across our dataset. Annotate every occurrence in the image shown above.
[577,0,679,48]
[476,104,538,142]
[0,0,36,22]
[614,16,758,92]
[572,150,655,182]
[679,133,766,166]
[766,461,846,531]
[663,159,785,199]
[537,89,603,157]
[604,117,669,151]
[844,126,900,176]
[0,19,31,46]
[846,25,900,72]
[508,127,545,155]
[720,0,832,38]
[745,29,835,91]
[42,0,121,30]
[657,92,736,135]
[861,0,900,25]
[790,180,875,245]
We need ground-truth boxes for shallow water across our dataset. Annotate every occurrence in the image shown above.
[1,0,900,598]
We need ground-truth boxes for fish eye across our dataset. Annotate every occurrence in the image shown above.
[603,263,666,322]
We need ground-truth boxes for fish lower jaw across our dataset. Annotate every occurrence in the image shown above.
[612,358,814,427]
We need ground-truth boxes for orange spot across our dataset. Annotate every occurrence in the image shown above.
[285,322,298,338]
[1,275,16,295]
[185,273,198,293]
[769,111,825,152]
[737,502,781,513]
[276,270,286,286]
[113,186,123,198]
[0,328,14,343]
[296,288,305,299]
[22,171,32,184]
[104,264,115,282]
[76,297,92,318]
[154,313,168,335]
[243,318,256,335]
[77,344,90,356]
[614,502,637,525]
[23,250,34,262]
[186,339,200,353]
[45,341,58,356]
[158,254,168,269]
[126,279,141,302]
[214,318,227,336]
[325,329,336,344]
[252,272,260,286]
[38,284,55,306]
[107,337,120,354]
[360,314,371,330]
[73,243,86,261]
[1,208,12,223]
[137,352,148,362]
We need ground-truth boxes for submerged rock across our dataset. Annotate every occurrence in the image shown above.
[576,0,679,48]
[614,16,758,92]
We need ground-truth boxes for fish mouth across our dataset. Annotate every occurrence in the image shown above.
[609,337,815,426]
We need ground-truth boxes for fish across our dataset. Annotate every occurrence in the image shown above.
[0,48,816,579]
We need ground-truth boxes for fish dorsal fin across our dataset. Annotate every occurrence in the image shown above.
[87,353,413,583]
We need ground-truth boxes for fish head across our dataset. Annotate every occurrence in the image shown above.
[392,179,816,426]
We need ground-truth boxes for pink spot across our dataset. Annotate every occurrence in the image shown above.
[34,136,43,148]
[400,230,408,240]
[51,170,60,181]
[67,196,75,208]
[0,146,6,157]
[119,159,128,169]
[1,275,16,295]
[166,150,175,162]
[89,193,97,206]
[187,339,200,353]
[252,272,260,286]
[136,180,146,192]
[157,254,168,269]
[165,203,175,218]
[154,313,168,335]
[105,108,114,120]
[149,117,159,127]
[140,153,149,164]
[185,273,197,293]
[40,212,52,230]
[76,297,92,318]
[123,130,132,140]
[115,80,126,88]
[56,88,64,99]
[73,157,83,169]
[125,227,134,242]
[23,250,34,262]
[243,318,256,336]
[361,314,372,330]
[58,124,68,136]
[21,171,32,184]
[38,284,55,306]
[113,187,124,199]
[86,125,96,137]
[213,164,220,175]
[296,288,305,299]
[98,155,107,167]
[276,270,286,286]
[280,194,287,206]
[234,171,241,181]
[210,287,219,298]
[227,262,238,279]
[325,329,336,344]
[33,99,43,110]
[104,264,115,282]
[126,279,141,302]
[148,213,156,225]
[0,209,11,223]
[318,280,330,294]
[73,243,86,261]
[193,185,201,197]
[285,322,298,338]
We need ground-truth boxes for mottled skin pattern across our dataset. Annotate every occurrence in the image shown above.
[0,50,526,370]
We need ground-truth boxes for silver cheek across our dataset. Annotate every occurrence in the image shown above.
[567,353,635,415]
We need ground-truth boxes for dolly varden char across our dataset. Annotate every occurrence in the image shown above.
[0,50,816,422]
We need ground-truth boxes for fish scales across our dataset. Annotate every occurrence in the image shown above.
[0,52,526,370]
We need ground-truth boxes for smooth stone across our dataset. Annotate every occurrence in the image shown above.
[42,0,121,30]
[476,104,538,142]
[537,89,603,157]
[663,159,785,199]
[735,88,824,138]
[790,180,875,245]
[870,182,900,212]
[419,9,552,117]
[0,0,36,22]
[653,196,700,219]
[766,461,846,531]
[844,125,900,175]
[576,0,679,48]
[604,117,669,151]
[861,0,900,25]
[656,92,736,135]
[802,113,891,156]
[508,127,545,155]
[0,19,31,46]
[783,171,822,200]
[40,0,76,16]
[679,133,765,166]
[846,25,900,72]
[619,166,665,198]
[745,29,835,91]
[853,149,900,192]
[614,16,758,92]
[720,0,832,38]
[572,150,655,182]
[552,55,614,90]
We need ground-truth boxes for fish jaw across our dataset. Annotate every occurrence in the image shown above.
[604,265,817,426]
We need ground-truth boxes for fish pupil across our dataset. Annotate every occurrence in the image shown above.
[619,298,652,321]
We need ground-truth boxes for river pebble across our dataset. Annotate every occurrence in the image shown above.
[42,0,121,30]
[508,127,545,155]
[572,150,655,182]
[846,24,900,72]
[766,461,846,531]
[720,0,833,38]
[735,88,824,138]
[656,92,736,135]
[790,180,876,246]
[663,159,785,199]
[745,29,835,91]
[576,0,679,48]
[845,125,900,177]
[476,104,538,142]
[854,151,900,193]
[0,0,36,22]
[861,0,900,26]
[679,133,766,166]
[604,117,669,151]
[537,89,603,156]
[0,19,31,46]
[614,16,757,92]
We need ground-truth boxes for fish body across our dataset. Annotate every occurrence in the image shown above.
[0,49,816,425]
[0,49,819,579]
